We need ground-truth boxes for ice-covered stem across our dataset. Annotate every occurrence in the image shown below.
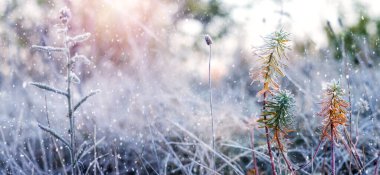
[30,7,94,175]
[250,29,291,175]
[204,34,215,172]
[249,128,259,174]
[64,23,76,175]
[59,7,76,174]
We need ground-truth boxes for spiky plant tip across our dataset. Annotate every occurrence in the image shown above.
[250,29,291,97]
[319,81,349,141]
[326,80,345,96]
[257,29,291,60]
[265,29,291,50]
[258,90,296,151]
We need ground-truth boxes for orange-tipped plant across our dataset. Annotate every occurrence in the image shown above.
[250,29,291,175]
[300,81,364,173]
[318,81,348,175]
[250,29,290,96]
[319,81,348,142]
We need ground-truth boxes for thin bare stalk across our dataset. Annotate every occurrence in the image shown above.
[44,95,68,175]
[205,34,215,173]
[347,75,353,172]
[209,45,215,169]
[275,138,294,174]
[375,152,380,175]
[249,128,259,174]
[331,123,335,175]
[64,28,76,174]
[343,127,363,169]
[93,124,97,175]
[342,34,353,171]
[297,127,330,171]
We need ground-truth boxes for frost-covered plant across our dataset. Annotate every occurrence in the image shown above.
[299,80,364,175]
[204,34,216,171]
[259,90,295,150]
[30,7,99,174]
[250,29,290,96]
[318,81,348,175]
[319,81,348,142]
[250,29,291,175]
[258,90,295,173]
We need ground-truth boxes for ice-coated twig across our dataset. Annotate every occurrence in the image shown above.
[32,45,66,52]
[66,33,91,43]
[30,82,68,97]
[74,141,88,164]
[73,90,101,113]
[71,54,91,65]
[38,124,71,149]
[76,137,105,163]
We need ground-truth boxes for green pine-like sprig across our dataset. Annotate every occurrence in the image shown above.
[258,90,295,151]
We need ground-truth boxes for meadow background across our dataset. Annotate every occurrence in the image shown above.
[1,0,380,174]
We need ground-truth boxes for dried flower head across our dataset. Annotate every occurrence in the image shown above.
[204,34,213,45]
[59,7,71,24]
[356,98,369,113]
[258,90,295,151]
[318,81,349,141]
[250,29,290,96]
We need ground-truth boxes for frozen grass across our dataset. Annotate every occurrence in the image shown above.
[0,2,380,175]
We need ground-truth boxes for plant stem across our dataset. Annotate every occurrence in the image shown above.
[375,152,380,175]
[94,124,97,175]
[249,128,259,174]
[208,45,215,172]
[343,127,363,169]
[44,95,68,175]
[65,28,75,175]
[297,138,326,171]
[275,137,293,174]
[331,123,335,175]
[263,92,277,175]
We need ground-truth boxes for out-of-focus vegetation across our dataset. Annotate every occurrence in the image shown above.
[325,12,380,66]
[0,0,380,174]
